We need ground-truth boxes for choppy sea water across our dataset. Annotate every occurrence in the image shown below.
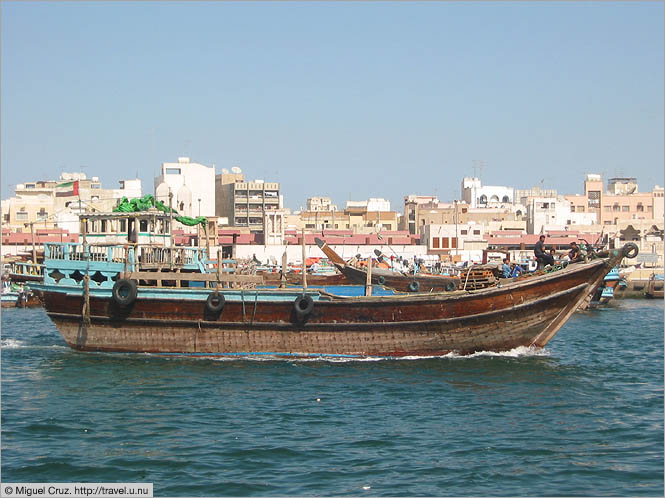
[1,300,663,497]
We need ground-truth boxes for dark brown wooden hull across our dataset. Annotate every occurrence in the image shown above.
[37,258,615,357]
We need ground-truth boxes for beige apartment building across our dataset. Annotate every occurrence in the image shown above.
[565,174,663,226]
[2,173,141,232]
[402,197,521,234]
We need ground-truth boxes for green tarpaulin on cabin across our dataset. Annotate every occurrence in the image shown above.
[113,195,207,227]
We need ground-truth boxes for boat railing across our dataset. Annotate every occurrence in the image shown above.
[10,261,44,276]
[138,246,206,269]
[45,243,134,265]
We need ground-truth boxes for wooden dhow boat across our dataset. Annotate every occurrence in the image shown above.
[315,238,462,293]
[31,219,639,357]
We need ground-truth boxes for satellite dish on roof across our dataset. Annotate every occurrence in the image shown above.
[221,168,229,174]
[231,166,242,174]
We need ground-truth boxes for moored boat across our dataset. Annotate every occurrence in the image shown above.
[315,238,462,293]
[644,273,664,299]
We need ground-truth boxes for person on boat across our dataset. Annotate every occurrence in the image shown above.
[502,258,512,278]
[567,241,581,262]
[534,235,554,268]
[510,264,524,278]
[549,248,557,262]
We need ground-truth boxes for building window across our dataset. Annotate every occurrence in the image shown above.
[461,229,468,235]
[165,168,181,175]
[139,220,148,232]
[622,206,630,212]
[432,237,440,249]
[473,230,480,235]
[442,237,449,248]
[36,209,48,221]
[451,237,457,249]
[461,208,468,214]
[637,203,644,212]
[613,204,620,212]
[479,195,487,205]
[91,183,101,189]
[25,184,35,189]
[578,206,585,212]
[588,191,600,207]
[502,196,510,203]
[571,206,576,212]
[604,206,611,212]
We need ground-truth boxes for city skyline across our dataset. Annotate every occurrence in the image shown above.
[2,2,663,210]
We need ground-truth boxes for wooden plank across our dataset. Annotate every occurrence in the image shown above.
[122,271,263,283]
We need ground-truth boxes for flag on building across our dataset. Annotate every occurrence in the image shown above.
[55,180,79,197]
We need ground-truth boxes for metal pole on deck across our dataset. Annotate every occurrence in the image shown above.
[81,217,90,327]
[281,250,288,289]
[29,222,37,264]
[217,248,222,289]
[168,190,174,269]
[301,228,307,289]
[365,256,373,296]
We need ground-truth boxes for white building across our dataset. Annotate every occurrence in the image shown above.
[527,195,597,234]
[346,198,391,212]
[307,196,338,212]
[461,177,514,208]
[154,157,216,218]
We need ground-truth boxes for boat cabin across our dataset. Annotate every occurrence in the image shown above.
[81,210,173,246]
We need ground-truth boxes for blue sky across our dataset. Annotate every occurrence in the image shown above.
[2,1,663,211]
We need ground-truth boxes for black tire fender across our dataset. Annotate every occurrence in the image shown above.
[294,294,314,319]
[623,243,639,259]
[444,280,457,292]
[408,280,420,293]
[377,276,386,286]
[112,279,138,307]
[206,292,225,314]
